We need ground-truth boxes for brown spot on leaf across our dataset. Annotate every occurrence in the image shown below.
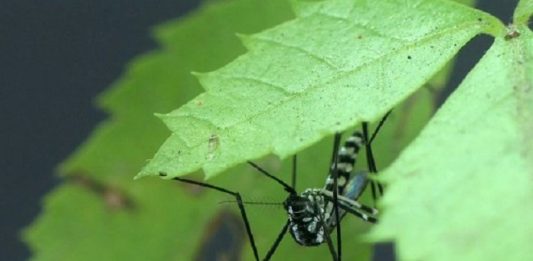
[207,134,220,161]
[67,173,136,211]
[505,24,521,40]
[505,31,520,40]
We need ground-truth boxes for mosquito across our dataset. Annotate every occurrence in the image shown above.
[159,113,390,261]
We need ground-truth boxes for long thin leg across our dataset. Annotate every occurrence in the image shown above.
[337,202,378,224]
[365,110,392,198]
[362,123,380,203]
[160,173,260,261]
[331,133,342,261]
[321,192,379,224]
[321,220,338,261]
[320,191,378,216]
[263,219,290,261]
[369,110,392,144]
[291,155,297,190]
[247,161,296,194]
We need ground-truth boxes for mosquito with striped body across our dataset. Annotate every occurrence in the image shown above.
[160,113,390,261]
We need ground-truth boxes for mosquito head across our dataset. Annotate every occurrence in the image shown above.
[283,193,313,218]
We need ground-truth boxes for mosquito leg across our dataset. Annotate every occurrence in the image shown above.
[362,122,381,202]
[368,178,378,204]
[321,220,339,261]
[263,219,290,261]
[364,111,392,198]
[338,203,378,223]
[160,173,260,261]
[292,155,297,190]
[369,110,392,144]
[320,191,378,216]
[331,133,342,261]
[247,161,296,194]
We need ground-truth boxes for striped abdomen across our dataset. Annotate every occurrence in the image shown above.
[323,132,364,195]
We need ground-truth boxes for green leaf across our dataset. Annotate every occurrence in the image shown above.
[58,0,294,181]
[451,0,477,7]
[25,1,527,261]
[25,179,223,261]
[514,0,533,24]
[24,0,297,260]
[371,24,533,261]
[138,0,502,180]
[24,0,447,258]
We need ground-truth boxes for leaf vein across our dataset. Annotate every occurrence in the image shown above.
[177,21,481,152]
[214,74,293,95]
[253,36,340,70]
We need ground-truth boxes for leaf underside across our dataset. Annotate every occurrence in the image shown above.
[138,0,498,180]
[371,22,533,261]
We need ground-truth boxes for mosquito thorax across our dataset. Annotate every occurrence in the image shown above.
[283,189,328,246]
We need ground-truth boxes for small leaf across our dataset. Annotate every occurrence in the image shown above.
[371,25,533,261]
[139,0,502,179]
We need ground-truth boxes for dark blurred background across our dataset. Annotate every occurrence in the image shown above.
[0,1,200,259]
[0,0,516,260]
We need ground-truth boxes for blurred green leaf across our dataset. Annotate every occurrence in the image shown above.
[514,0,533,24]
[58,0,294,181]
[24,0,296,260]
